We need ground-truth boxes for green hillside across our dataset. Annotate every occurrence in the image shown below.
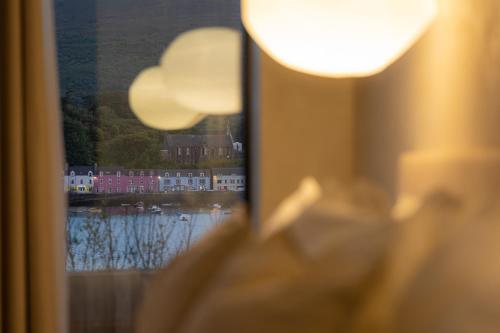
[56,0,244,168]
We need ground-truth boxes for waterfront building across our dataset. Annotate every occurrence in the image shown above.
[212,167,245,191]
[93,167,128,194]
[126,169,161,193]
[160,125,238,165]
[94,168,161,194]
[159,169,211,192]
[65,165,95,193]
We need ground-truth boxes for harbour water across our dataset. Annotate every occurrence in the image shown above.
[66,206,230,271]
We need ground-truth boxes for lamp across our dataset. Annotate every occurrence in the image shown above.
[242,0,437,77]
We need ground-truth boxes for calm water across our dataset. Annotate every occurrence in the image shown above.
[66,207,229,271]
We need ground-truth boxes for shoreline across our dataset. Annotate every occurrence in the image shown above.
[68,191,245,208]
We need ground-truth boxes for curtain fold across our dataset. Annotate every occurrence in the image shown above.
[0,0,67,332]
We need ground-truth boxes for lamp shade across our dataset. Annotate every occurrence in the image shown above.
[160,27,242,114]
[129,67,205,130]
[242,0,437,77]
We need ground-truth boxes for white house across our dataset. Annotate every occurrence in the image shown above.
[64,166,95,193]
[212,167,245,191]
[233,142,243,153]
[159,169,211,192]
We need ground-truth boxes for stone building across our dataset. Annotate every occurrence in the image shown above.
[160,126,239,165]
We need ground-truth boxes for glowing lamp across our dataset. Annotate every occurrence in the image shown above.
[129,67,205,130]
[160,28,242,114]
[242,0,437,77]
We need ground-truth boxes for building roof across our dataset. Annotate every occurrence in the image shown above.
[161,169,211,177]
[96,167,160,176]
[211,167,245,176]
[126,169,163,177]
[67,166,95,176]
[96,166,124,175]
[164,133,232,148]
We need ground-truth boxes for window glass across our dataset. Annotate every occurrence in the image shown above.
[55,0,244,331]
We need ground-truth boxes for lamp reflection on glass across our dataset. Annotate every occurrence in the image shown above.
[129,27,241,130]
[242,0,437,77]
[129,67,206,130]
[161,27,242,115]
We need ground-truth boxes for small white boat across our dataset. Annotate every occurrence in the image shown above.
[178,214,191,222]
[121,203,131,207]
[213,203,222,209]
[88,208,102,214]
[150,205,162,214]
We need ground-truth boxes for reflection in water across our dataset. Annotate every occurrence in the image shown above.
[66,207,227,271]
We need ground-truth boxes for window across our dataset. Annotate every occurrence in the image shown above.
[218,147,223,156]
[217,180,222,184]
[56,0,246,331]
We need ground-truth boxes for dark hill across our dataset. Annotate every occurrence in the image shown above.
[55,0,241,95]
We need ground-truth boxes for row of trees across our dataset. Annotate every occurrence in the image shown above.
[62,90,244,169]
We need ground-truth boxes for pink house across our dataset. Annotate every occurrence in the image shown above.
[93,167,128,194]
[94,168,160,194]
[125,169,160,193]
